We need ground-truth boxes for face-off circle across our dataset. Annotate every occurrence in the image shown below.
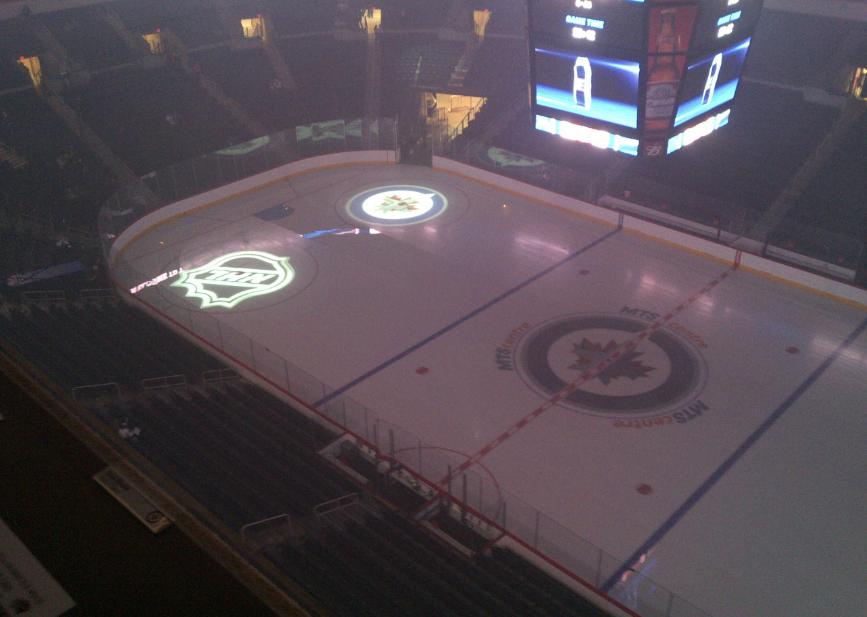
[515,313,708,418]
[345,185,448,226]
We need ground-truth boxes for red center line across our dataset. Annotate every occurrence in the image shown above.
[439,266,736,486]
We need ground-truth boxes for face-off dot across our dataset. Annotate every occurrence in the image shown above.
[415,366,430,375]
[636,483,654,495]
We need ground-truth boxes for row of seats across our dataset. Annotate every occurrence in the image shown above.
[190,46,303,133]
[0,295,617,615]
[110,0,227,48]
[769,110,866,269]
[0,89,114,229]
[0,56,30,91]
[746,11,862,86]
[463,37,528,93]
[628,82,837,215]
[0,299,221,389]
[269,509,609,617]
[787,113,867,236]
[378,0,452,30]
[68,64,249,175]
[0,291,612,614]
[41,6,135,69]
[277,36,367,123]
[382,35,465,88]
[268,0,339,35]
[0,16,43,90]
[95,382,355,530]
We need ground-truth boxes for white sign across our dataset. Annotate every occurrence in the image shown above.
[0,517,75,617]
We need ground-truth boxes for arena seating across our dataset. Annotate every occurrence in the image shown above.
[268,510,610,617]
[770,113,867,268]
[0,89,114,229]
[378,0,451,30]
[160,3,228,49]
[190,46,303,133]
[382,34,465,89]
[1,286,617,616]
[625,81,838,219]
[0,17,43,91]
[68,65,249,174]
[463,37,528,94]
[0,298,221,389]
[476,1,526,36]
[0,57,30,91]
[330,40,368,119]
[272,35,366,124]
[268,0,338,35]
[1,3,866,616]
[94,383,356,529]
[41,7,135,69]
[109,0,167,39]
[746,11,860,86]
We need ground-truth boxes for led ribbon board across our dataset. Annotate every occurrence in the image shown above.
[171,250,294,309]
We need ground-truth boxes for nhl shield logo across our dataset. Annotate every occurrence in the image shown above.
[171,250,294,309]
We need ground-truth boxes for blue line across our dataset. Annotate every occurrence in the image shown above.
[602,315,867,593]
[313,228,621,407]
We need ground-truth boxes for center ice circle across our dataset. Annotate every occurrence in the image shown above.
[346,185,448,226]
[515,313,708,417]
[360,190,435,220]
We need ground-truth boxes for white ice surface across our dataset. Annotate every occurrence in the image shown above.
[118,164,867,617]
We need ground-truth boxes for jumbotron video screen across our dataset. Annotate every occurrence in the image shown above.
[527,0,765,157]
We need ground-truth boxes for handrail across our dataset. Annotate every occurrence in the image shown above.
[241,513,292,541]
[448,96,486,145]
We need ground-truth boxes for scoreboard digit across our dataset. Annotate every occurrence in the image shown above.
[690,0,763,50]
[528,0,648,51]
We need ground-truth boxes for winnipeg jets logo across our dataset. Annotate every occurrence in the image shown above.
[568,338,655,384]
[346,185,448,226]
[376,194,421,214]
[171,250,294,309]
[514,313,708,418]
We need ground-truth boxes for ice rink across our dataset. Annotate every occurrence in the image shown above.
[116,161,867,617]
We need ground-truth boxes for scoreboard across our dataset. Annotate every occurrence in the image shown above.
[528,0,764,156]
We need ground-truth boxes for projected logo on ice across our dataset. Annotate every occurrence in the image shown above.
[346,186,447,226]
[171,250,294,309]
[501,309,711,428]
